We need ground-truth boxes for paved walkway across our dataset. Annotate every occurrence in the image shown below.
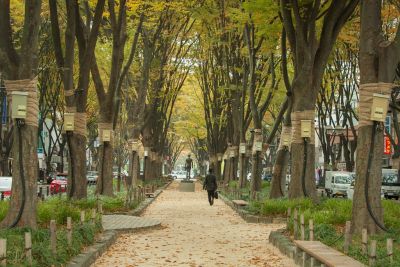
[93,181,295,267]
[102,215,161,231]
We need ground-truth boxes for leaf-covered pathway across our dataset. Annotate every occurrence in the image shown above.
[93,181,295,267]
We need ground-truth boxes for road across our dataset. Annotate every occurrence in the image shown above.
[93,181,295,267]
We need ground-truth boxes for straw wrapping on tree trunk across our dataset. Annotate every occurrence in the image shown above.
[5,78,39,127]
[358,83,393,127]
[291,110,315,144]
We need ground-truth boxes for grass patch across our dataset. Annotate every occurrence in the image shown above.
[222,180,271,201]
[0,221,101,266]
[0,179,169,266]
[239,192,400,266]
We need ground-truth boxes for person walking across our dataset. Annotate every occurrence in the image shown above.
[203,168,217,206]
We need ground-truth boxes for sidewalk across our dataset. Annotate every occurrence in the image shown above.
[93,181,295,267]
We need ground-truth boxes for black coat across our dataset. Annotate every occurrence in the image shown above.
[203,174,217,191]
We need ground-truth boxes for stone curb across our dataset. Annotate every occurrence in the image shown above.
[269,229,297,261]
[67,230,118,267]
[128,180,172,216]
[219,193,286,224]
[67,181,172,267]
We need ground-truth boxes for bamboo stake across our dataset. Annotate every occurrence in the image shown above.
[50,220,57,255]
[309,219,314,241]
[362,228,368,254]
[387,238,393,264]
[67,217,72,246]
[293,209,298,239]
[80,211,85,224]
[300,214,305,241]
[369,240,376,266]
[0,239,6,266]
[344,221,351,254]
[25,232,32,265]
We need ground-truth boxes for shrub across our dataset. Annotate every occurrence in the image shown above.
[37,198,81,225]
[259,198,313,216]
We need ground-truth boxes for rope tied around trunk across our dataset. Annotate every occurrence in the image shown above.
[358,83,393,128]
[5,78,38,127]
[278,126,292,150]
[291,110,315,144]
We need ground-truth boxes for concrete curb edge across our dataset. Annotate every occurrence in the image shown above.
[219,193,285,224]
[67,180,172,267]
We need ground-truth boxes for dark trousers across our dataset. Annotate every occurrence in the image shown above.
[207,190,215,205]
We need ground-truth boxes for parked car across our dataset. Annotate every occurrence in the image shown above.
[325,171,352,198]
[246,172,252,181]
[112,167,128,178]
[171,170,186,179]
[171,171,178,179]
[246,173,272,181]
[263,173,272,181]
[50,173,68,194]
[86,171,98,185]
[0,176,12,199]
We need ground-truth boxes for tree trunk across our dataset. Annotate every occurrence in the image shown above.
[289,142,317,200]
[96,142,114,196]
[128,151,140,187]
[0,125,38,228]
[270,148,289,198]
[144,156,151,181]
[223,158,231,184]
[0,0,41,228]
[238,153,247,188]
[68,134,87,199]
[351,0,398,234]
[352,127,385,234]
[250,152,262,198]
[288,80,318,200]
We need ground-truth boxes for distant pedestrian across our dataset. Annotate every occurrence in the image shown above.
[203,168,217,206]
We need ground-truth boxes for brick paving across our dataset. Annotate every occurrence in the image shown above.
[102,215,161,231]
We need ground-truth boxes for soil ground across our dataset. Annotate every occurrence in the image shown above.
[93,181,295,267]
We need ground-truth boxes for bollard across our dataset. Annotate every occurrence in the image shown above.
[25,232,32,265]
[293,209,298,239]
[91,209,96,224]
[309,219,314,241]
[369,240,376,266]
[387,238,393,264]
[0,239,6,266]
[46,185,50,196]
[50,220,57,255]
[80,211,85,224]
[287,207,291,230]
[67,217,72,246]
[343,221,351,254]
[300,214,305,241]
[98,202,103,215]
[362,228,368,254]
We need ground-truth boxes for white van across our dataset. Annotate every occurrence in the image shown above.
[325,171,352,198]
[382,169,400,200]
